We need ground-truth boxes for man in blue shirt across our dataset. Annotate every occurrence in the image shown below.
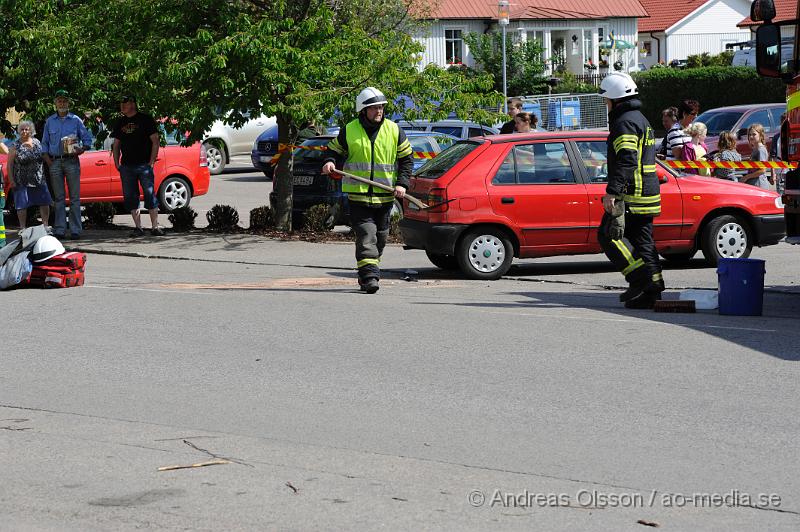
[41,89,92,240]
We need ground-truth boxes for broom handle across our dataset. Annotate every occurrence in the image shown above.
[334,169,429,209]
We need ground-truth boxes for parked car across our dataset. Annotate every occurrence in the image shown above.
[203,112,276,174]
[400,132,785,280]
[268,132,457,227]
[251,125,340,179]
[697,103,785,155]
[397,119,499,138]
[1,131,210,214]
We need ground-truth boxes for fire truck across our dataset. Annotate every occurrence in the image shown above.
[752,0,800,243]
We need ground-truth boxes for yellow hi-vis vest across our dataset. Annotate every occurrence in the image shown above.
[340,119,401,205]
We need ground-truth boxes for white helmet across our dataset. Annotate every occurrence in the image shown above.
[599,72,638,100]
[31,235,65,263]
[356,87,388,113]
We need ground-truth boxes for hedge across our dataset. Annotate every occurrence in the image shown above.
[631,67,786,132]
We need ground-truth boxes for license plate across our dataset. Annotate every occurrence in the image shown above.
[259,155,271,162]
[293,175,314,186]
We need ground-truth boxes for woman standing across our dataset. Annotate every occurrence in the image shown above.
[6,121,52,231]
[741,124,773,189]
[711,131,742,181]
[514,112,535,133]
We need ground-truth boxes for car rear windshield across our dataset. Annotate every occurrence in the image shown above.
[294,138,331,160]
[695,111,743,136]
[414,141,480,179]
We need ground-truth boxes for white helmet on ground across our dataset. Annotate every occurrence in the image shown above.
[356,87,388,113]
[31,235,65,263]
[599,72,638,100]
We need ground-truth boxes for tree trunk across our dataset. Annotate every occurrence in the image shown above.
[271,113,298,231]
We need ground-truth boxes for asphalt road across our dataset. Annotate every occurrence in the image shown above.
[3,160,800,530]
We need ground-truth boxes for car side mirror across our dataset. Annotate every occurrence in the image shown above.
[756,24,782,78]
[737,128,748,139]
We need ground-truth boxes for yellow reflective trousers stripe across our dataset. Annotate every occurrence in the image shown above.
[357,258,380,268]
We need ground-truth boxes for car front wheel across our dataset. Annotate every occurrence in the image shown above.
[158,176,192,212]
[700,214,752,266]
[203,142,226,174]
[456,228,514,280]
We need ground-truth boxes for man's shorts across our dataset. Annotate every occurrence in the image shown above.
[119,164,158,212]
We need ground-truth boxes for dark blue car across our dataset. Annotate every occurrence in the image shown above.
[251,125,340,179]
[268,131,456,227]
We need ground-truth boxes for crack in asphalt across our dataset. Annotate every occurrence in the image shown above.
[2,403,797,517]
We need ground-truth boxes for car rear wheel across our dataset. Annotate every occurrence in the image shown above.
[456,228,514,280]
[203,142,226,174]
[701,214,752,266]
[158,176,192,212]
[425,251,459,270]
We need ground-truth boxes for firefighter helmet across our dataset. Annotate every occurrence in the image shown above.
[599,72,638,100]
[31,235,65,263]
[356,87,388,113]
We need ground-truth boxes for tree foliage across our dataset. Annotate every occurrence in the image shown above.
[1,0,502,229]
[463,32,548,96]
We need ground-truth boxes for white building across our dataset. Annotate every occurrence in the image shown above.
[415,0,648,74]
[637,0,752,68]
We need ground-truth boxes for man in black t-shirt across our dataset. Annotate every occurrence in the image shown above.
[499,98,524,134]
[112,95,164,237]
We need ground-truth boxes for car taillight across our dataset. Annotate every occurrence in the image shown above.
[199,144,209,167]
[427,187,448,213]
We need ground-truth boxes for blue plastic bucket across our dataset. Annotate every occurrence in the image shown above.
[717,258,766,316]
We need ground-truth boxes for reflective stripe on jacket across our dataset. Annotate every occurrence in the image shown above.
[606,98,660,216]
[328,119,411,205]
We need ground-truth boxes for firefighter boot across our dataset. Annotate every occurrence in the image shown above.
[362,278,379,294]
[624,291,659,309]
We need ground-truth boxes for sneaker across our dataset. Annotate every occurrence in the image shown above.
[363,278,379,294]
[151,227,165,236]
[130,227,145,237]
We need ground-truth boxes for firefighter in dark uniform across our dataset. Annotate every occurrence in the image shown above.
[322,87,413,294]
[597,72,665,309]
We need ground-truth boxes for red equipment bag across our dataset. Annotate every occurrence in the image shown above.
[28,269,84,289]
[41,251,87,270]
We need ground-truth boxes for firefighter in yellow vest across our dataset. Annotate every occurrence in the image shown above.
[597,72,665,309]
[322,87,413,294]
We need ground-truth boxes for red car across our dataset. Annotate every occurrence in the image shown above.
[400,132,786,280]
[1,136,210,213]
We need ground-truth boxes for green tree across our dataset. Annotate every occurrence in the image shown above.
[2,0,502,230]
[463,32,548,96]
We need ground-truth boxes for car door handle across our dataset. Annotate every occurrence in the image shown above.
[95,161,106,166]
[501,197,515,204]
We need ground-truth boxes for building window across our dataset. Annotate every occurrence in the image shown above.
[598,27,605,43]
[445,29,464,65]
[642,41,652,56]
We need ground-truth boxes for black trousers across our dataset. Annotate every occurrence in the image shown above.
[349,202,393,282]
[598,212,663,286]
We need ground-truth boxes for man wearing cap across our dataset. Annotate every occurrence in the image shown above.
[41,89,92,240]
[112,95,164,237]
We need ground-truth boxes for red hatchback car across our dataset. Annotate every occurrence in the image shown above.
[400,132,786,280]
[1,135,210,214]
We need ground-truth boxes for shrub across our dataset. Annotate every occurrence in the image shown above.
[633,67,785,130]
[206,204,240,232]
[249,205,274,231]
[302,204,332,232]
[83,202,115,226]
[168,206,198,232]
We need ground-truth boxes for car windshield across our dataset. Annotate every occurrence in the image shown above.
[293,138,331,161]
[415,141,480,179]
[695,111,743,136]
